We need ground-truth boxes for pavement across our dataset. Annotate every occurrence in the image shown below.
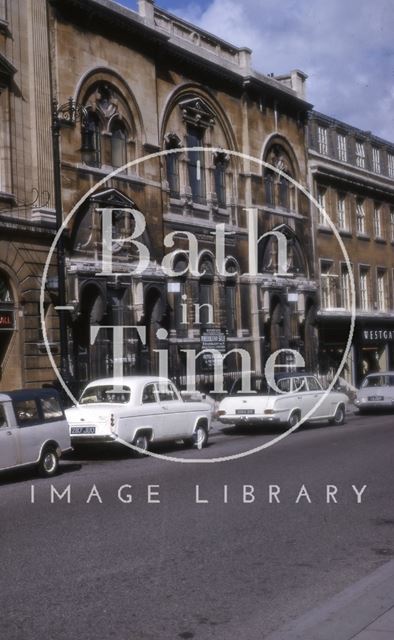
[265,559,394,639]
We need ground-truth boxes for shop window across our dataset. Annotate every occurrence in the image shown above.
[187,125,206,204]
[110,120,127,169]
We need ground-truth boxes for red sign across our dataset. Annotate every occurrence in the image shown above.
[0,310,14,330]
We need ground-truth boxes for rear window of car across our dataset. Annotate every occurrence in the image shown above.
[79,385,131,404]
[361,375,394,388]
[230,377,279,396]
[41,396,64,420]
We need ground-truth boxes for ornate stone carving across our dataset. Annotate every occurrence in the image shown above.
[179,97,215,129]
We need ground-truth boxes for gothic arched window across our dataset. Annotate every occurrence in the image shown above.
[111,120,127,169]
[82,111,101,168]
[165,133,182,199]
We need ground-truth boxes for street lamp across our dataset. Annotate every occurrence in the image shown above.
[51,97,88,383]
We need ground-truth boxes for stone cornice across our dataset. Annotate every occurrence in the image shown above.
[49,0,312,111]
[309,151,394,198]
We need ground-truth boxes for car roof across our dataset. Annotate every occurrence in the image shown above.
[364,371,394,376]
[83,376,172,388]
[0,388,62,402]
[239,371,312,381]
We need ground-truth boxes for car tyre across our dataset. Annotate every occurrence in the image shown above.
[38,447,59,478]
[287,411,300,429]
[187,424,208,449]
[329,405,345,426]
[131,433,149,457]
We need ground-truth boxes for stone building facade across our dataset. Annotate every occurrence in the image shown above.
[308,111,394,385]
[43,0,316,393]
[0,0,392,394]
[0,0,58,391]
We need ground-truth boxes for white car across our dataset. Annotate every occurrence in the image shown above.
[217,373,348,428]
[66,376,212,453]
[0,389,72,477]
[355,372,394,413]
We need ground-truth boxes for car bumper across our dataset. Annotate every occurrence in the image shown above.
[355,400,394,410]
[218,415,283,426]
[70,434,118,444]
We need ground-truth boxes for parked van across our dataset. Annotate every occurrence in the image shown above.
[0,389,72,477]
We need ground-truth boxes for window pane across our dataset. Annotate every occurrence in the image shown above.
[166,154,180,198]
[83,113,101,167]
[0,405,7,428]
[142,385,157,404]
[111,123,127,169]
[214,163,226,207]
[41,397,63,420]
[14,400,39,424]
[187,126,206,204]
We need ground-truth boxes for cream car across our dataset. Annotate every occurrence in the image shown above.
[355,372,394,413]
[0,389,72,477]
[66,376,212,453]
[217,373,348,429]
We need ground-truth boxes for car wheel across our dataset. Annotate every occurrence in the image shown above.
[191,424,209,449]
[329,405,345,426]
[131,433,149,457]
[38,447,59,478]
[287,411,300,429]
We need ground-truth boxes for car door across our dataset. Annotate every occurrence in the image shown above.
[138,383,165,441]
[156,382,187,440]
[305,376,325,418]
[0,402,19,470]
[13,397,42,465]
[291,376,311,418]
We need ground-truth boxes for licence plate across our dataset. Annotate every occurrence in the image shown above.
[235,409,255,415]
[368,396,384,401]
[71,426,96,434]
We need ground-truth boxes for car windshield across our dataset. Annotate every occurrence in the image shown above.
[361,375,394,388]
[79,385,131,404]
[230,376,289,396]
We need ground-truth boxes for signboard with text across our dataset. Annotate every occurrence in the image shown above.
[0,309,15,330]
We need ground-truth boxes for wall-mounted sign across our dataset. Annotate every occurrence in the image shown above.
[361,328,394,344]
[0,309,15,330]
[201,327,227,353]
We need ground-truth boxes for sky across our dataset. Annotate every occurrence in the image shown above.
[116,0,393,140]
